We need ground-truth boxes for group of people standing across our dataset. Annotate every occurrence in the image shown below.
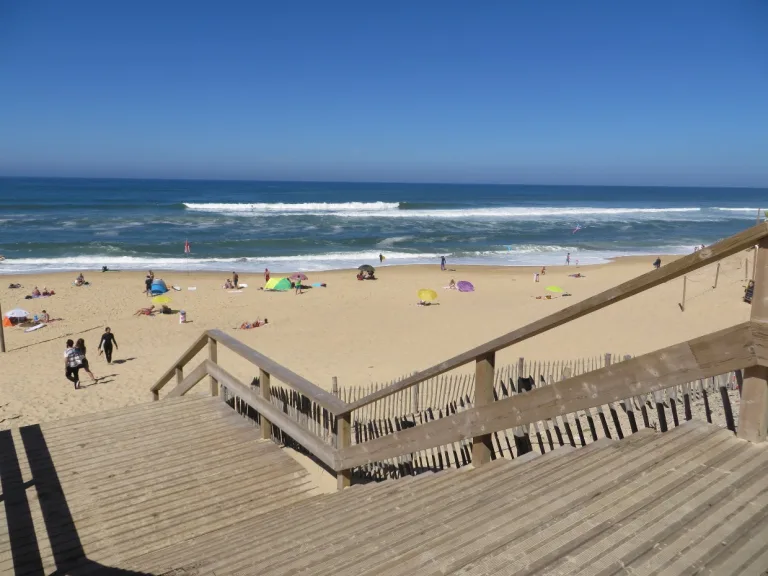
[64,327,118,389]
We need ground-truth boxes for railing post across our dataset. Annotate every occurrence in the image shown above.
[259,369,272,440]
[472,351,495,466]
[332,376,338,396]
[739,238,768,442]
[175,366,183,385]
[208,336,218,397]
[412,382,419,413]
[337,413,352,490]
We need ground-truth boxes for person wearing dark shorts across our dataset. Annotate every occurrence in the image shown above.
[64,339,83,389]
[145,274,152,296]
[98,327,118,364]
[232,271,239,289]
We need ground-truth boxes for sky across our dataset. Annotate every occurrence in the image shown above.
[1,1,767,186]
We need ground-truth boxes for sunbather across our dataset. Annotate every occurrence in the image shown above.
[224,279,234,289]
[42,287,54,296]
[41,310,50,323]
[31,286,41,297]
[239,318,268,329]
[134,305,155,316]
[75,273,85,287]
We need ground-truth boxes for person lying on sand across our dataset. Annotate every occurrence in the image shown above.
[568,273,584,278]
[239,318,268,329]
[134,305,155,316]
[417,301,432,306]
[8,283,21,289]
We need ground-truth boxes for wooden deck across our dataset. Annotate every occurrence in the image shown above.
[3,398,768,575]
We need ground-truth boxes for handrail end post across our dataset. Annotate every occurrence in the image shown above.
[336,412,352,490]
[472,351,495,467]
[208,336,219,397]
[259,368,272,440]
[151,390,159,402]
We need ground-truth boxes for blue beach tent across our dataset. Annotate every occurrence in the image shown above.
[150,279,169,295]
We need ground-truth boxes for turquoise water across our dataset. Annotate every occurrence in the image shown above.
[0,177,765,274]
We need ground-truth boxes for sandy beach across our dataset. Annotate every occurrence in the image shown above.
[0,253,753,431]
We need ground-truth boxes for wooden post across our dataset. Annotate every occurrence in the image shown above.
[753,246,758,281]
[412,382,419,413]
[472,351,495,466]
[259,368,272,440]
[175,366,183,385]
[331,376,338,397]
[713,262,720,289]
[679,276,687,312]
[739,239,768,442]
[604,353,612,368]
[746,257,749,282]
[0,302,5,354]
[337,413,352,490]
[208,336,218,397]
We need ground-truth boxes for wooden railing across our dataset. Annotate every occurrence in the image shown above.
[150,223,768,489]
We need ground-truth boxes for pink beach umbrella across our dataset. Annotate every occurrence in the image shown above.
[289,273,309,281]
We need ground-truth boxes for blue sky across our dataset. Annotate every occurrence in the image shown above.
[1,1,766,185]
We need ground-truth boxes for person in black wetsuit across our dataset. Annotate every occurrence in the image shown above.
[98,327,118,364]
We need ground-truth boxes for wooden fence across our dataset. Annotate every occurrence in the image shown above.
[256,357,741,480]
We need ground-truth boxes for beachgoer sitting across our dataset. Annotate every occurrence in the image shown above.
[40,310,50,323]
[366,271,376,280]
[448,279,457,290]
[75,273,85,286]
[356,272,364,281]
[161,305,173,314]
[134,305,155,316]
[224,279,234,289]
[32,286,41,297]
[42,287,54,296]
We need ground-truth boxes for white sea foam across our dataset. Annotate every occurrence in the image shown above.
[712,207,762,212]
[183,202,399,213]
[0,245,697,274]
[184,202,705,219]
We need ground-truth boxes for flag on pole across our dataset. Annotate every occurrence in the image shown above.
[184,240,191,254]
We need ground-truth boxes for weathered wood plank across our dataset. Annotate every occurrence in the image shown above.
[343,223,768,413]
[166,361,210,398]
[207,329,347,414]
[337,323,756,468]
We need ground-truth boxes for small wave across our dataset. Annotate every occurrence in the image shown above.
[183,201,400,213]
[376,236,414,247]
[712,207,762,212]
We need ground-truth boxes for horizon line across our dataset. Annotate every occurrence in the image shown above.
[1,174,766,190]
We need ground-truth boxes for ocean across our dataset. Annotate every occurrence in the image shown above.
[0,177,765,274]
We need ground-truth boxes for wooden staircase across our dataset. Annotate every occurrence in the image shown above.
[3,398,768,575]
[0,396,315,575]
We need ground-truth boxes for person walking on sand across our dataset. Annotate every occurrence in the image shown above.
[144,273,152,296]
[565,252,571,265]
[232,271,239,289]
[379,253,384,263]
[440,256,446,271]
[295,279,303,295]
[75,338,96,382]
[264,268,270,284]
[98,327,118,364]
[64,339,83,389]
[653,257,662,269]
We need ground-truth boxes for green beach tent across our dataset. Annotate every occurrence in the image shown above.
[265,277,292,291]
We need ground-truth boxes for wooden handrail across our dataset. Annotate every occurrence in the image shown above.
[337,321,758,469]
[342,222,768,414]
[150,332,209,399]
[207,361,340,470]
[167,360,210,398]
[207,329,347,414]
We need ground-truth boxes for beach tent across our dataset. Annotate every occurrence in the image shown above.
[265,277,291,291]
[150,279,169,295]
